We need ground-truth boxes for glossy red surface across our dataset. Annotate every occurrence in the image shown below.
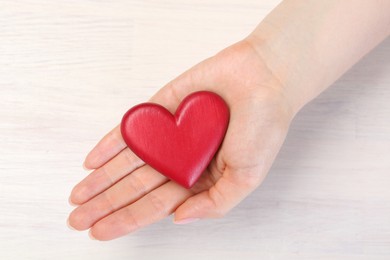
[121,91,230,188]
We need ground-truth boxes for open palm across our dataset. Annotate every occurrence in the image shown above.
[68,39,294,240]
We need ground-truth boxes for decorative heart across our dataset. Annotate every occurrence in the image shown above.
[121,91,229,188]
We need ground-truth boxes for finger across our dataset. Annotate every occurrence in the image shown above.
[74,66,204,204]
[83,125,126,170]
[83,62,206,170]
[89,181,193,241]
[68,165,168,231]
[70,148,144,205]
[174,168,263,222]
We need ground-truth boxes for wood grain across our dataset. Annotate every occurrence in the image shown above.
[0,0,389,259]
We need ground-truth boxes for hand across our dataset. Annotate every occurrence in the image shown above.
[68,39,295,240]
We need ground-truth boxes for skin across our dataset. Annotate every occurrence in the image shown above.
[68,0,390,240]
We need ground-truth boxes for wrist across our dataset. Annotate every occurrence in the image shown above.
[246,0,390,117]
[244,33,307,117]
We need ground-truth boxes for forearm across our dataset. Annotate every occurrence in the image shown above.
[247,0,390,114]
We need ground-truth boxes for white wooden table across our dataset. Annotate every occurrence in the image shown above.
[1,1,389,259]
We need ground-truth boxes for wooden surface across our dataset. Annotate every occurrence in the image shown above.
[0,1,389,259]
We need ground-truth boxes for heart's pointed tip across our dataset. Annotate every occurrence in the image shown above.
[183,183,192,189]
[182,176,200,189]
[176,179,192,189]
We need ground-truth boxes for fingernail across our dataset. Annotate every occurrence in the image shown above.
[67,218,76,230]
[88,230,96,240]
[174,218,200,225]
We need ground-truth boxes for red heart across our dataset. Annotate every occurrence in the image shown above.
[121,91,229,188]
